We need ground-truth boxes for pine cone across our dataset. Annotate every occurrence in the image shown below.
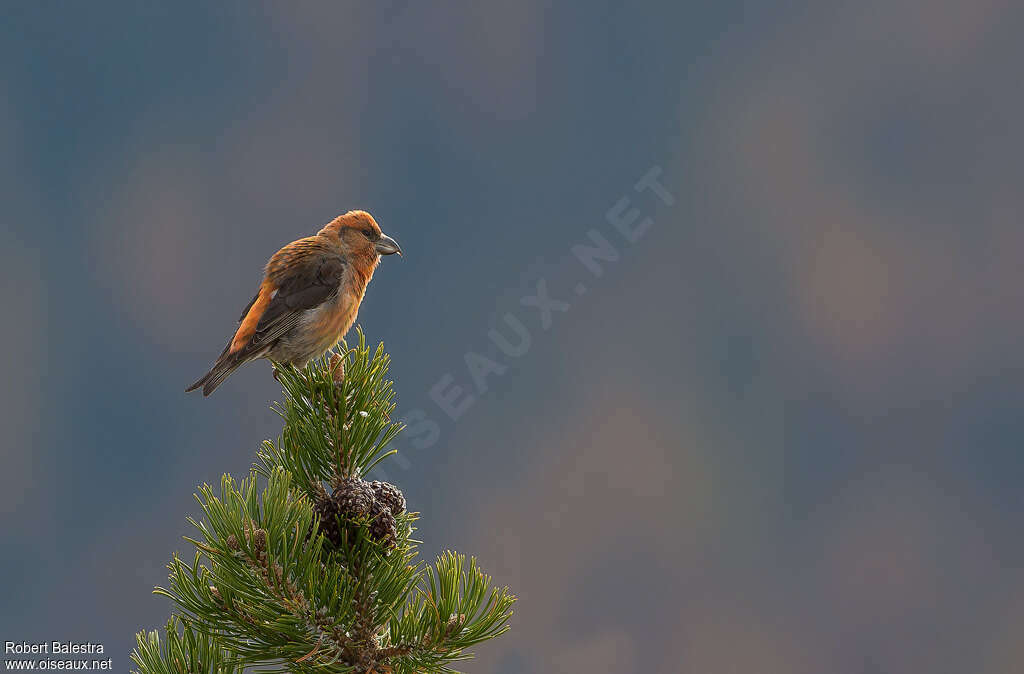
[334,478,375,518]
[252,528,268,553]
[313,482,371,549]
[312,493,345,548]
[369,481,406,515]
[368,509,397,549]
[313,478,402,550]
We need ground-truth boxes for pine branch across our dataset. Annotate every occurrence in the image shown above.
[131,617,242,674]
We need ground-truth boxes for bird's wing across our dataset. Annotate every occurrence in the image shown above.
[229,244,346,355]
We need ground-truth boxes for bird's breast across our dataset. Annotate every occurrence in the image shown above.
[304,289,362,352]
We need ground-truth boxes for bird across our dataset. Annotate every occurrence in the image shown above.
[186,210,402,396]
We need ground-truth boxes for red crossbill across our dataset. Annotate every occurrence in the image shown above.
[186,210,402,396]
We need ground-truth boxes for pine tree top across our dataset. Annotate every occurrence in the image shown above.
[133,329,515,673]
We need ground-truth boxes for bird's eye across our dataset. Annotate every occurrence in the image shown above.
[363,228,377,239]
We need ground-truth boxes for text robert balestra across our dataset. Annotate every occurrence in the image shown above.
[6,641,105,655]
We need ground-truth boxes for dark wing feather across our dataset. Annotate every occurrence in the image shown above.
[248,255,347,349]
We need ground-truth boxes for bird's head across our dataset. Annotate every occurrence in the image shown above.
[319,210,403,262]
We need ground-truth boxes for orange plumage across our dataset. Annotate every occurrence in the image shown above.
[231,280,274,354]
[186,210,402,396]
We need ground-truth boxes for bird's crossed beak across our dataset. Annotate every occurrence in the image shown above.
[375,233,403,257]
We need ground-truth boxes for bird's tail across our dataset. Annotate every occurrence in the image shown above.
[185,351,246,396]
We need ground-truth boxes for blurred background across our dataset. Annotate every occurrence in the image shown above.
[2,2,1023,672]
